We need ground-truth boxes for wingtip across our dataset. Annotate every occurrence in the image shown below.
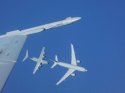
[33,72,35,75]
[70,43,73,47]
[43,47,45,49]
[71,43,74,49]
[85,69,88,72]
[33,70,36,75]
[56,82,59,86]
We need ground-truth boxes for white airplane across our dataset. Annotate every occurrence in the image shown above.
[23,47,48,74]
[0,17,81,92]
[51,44,87,85]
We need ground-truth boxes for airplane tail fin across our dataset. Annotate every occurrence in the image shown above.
[55,55,58,62]
[51,55,59,69]
[22,50,29,62]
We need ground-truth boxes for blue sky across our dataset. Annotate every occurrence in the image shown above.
[0,0,125,93]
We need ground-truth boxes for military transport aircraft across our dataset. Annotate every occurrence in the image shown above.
[23,47,48,74]
[51,44,87,85]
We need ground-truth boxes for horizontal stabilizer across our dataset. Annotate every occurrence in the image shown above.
[22,50,29,62]
[30,57,38,62]
[51,55,59,68]
[51,62,58,69]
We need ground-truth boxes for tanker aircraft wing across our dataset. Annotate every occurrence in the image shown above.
[0,35,27,92]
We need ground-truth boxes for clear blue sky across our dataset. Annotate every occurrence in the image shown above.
[0,0,125,93]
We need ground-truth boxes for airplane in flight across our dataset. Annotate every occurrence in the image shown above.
[51,44,87,85]
[0,17,81,92]
[23,47,48,74]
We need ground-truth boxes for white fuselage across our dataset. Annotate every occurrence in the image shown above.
[57,62,87,72]
[33,59,48,74]
[39,60,48,65]
[31,57,48,65]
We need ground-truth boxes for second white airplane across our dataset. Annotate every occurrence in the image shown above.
[23,47,48,74]
[51,44,87,85]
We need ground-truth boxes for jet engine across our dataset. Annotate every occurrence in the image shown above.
[77,60,80,64]
[71,73,75,77]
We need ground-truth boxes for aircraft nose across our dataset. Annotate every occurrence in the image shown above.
[85,69,87,72]
[82,68,87,72]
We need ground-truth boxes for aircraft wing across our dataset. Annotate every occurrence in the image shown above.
[20,17,81,36]
[38,47,45,61]
[0,63,7,64]
[0,35,27,92]
[71,44,77,66]
[33,62,41,74]
[56,69,75,85]
[0,17,81,38]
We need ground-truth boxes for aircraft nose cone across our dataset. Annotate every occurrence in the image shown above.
[85,69,87,72]
[82,68,87,72]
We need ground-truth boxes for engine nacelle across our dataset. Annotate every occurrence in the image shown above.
[77,60,80,64]
[71,73,75,77]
